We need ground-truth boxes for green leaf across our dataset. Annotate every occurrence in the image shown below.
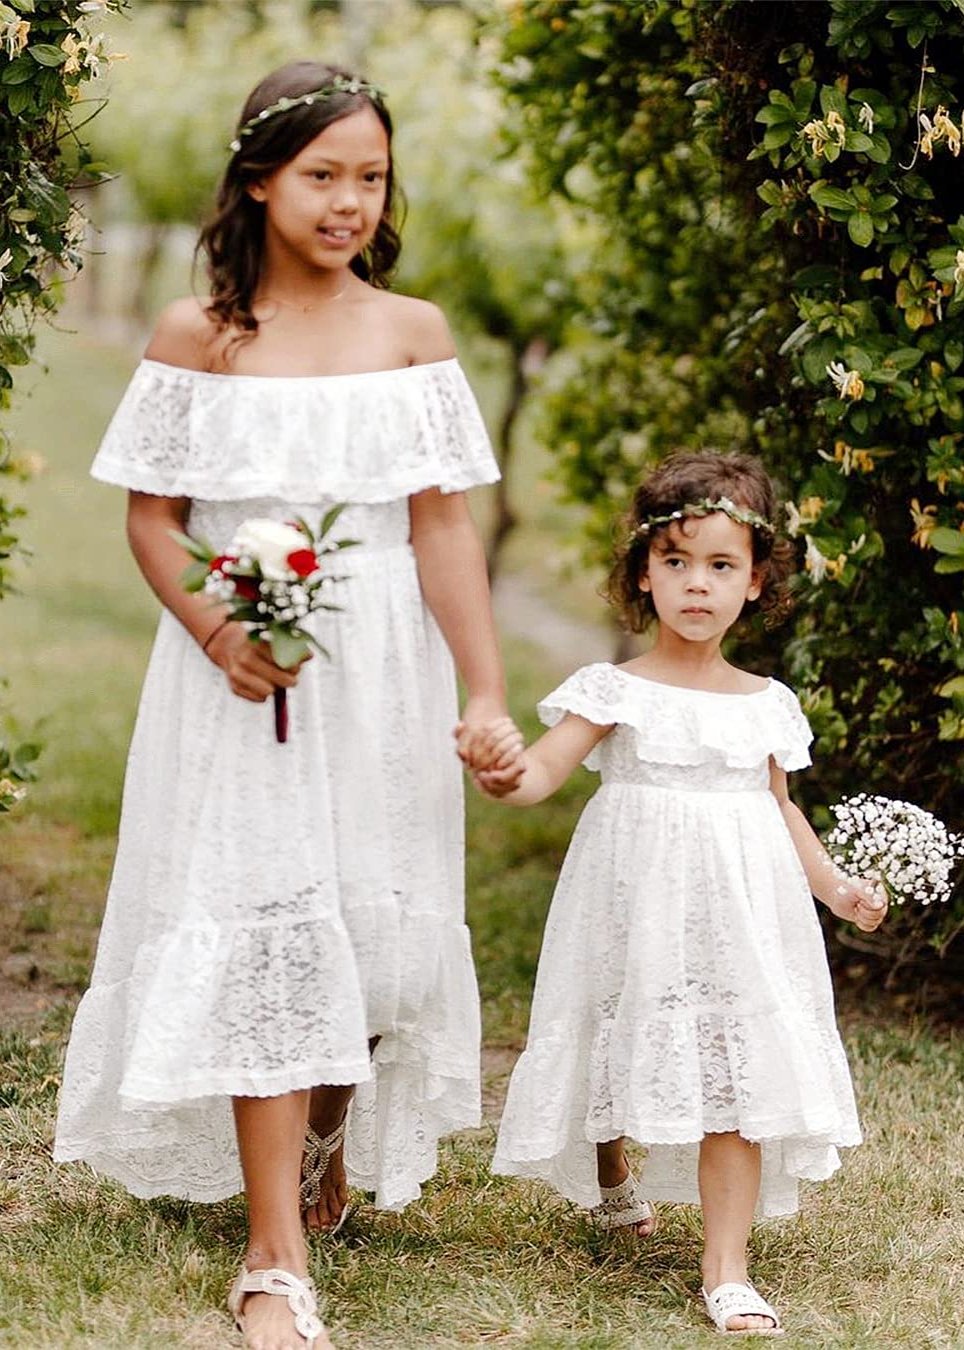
[810,184,854,211]
[819,85,849,119]
[883,347,924,371]
[269,626,310,669]
[944,341,963,372]
[934,556,964,573]
[847,211,874,247]
[844,131,874,153]
[929,527,964,556]
[319,502,348,538]
[178,559,211,593]
[27,43,68,67]
[1,56,35,85]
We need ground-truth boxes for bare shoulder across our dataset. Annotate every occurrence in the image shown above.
[367,291,456,365]
[143,296,221,371]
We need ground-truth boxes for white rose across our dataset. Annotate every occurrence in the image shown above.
[230,518,307,581]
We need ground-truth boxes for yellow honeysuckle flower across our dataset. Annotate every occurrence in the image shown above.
[934,107,961,156]
[851,449,876,473]
[824,553,848,581]
[799,495,825,525]
[801,118,831,156]
[1,16,29,58]
[825,109,847,145]
[909,498,938,546]
[954,249,964,290]
[826,362,865,401]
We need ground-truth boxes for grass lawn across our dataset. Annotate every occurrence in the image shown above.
[2,329,963,1347]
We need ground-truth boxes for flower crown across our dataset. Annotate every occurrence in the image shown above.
[229,75,386,153]
[631,495,776,541]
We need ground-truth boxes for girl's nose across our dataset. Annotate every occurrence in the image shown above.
[332,186,359,213]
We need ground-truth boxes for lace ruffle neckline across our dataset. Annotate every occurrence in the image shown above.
[538,662,813,772]
[90,357,499,504]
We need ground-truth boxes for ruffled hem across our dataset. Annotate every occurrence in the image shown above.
[90,358,501,502]
[538,663,813,772]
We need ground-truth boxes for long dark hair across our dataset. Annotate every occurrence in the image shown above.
[197,60,402,337]
[605,449,795,632]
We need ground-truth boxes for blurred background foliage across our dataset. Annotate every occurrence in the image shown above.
[2,0,962,981]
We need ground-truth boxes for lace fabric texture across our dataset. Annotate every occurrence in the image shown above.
[55,365,497,1210]
[90,358,499,502]
[493,664,860,1218]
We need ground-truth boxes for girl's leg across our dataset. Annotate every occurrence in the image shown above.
[698,1131,775,1333]
[595,1136,657,1237]
[233,1090,333,1350]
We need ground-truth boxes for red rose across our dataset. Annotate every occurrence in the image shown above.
[233,576,260,601]
[287,549,319,577]
[209,554,238,574]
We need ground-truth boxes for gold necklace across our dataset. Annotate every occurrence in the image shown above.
[261,281,351,313]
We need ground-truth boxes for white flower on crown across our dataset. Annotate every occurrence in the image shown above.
[230,518,308,581]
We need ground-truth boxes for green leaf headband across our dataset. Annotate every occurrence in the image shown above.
[229,75,386,154]
[631,495,775,541]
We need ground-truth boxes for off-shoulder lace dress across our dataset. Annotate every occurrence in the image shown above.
[492,663,861,1218]
[53,358,499,1210]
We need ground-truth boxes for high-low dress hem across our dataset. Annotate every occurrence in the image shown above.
[492,664,861,1220]
[54,358,497,1210]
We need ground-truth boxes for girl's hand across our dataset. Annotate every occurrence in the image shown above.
[472,761,526,799]
[826,876,888,933]
[206,624,311,702]
[455,703,525,772]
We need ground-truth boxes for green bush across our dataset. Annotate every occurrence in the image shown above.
[491,0,964,971]
[1,0,127,810]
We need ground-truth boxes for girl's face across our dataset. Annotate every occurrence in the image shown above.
[247,105,390,272]
[640,510,762,644]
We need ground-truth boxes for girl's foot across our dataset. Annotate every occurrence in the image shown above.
[301,1086,353,1233]
[229,1264,334,1349]
[594,1139,657,1238]
[701,1281,783,1336]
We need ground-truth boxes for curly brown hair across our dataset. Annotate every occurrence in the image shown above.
[196,60,402,339]
[605,450,795,633]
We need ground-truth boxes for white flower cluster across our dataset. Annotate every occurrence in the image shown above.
[826,793,963,906]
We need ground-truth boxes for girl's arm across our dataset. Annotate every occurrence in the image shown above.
[768,760,887,932]
[473,713,612,807]
[126,492,305,703]
[409,486,509,736]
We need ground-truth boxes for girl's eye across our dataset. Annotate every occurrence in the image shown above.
[713,560,733,571]
[312,170,332,181]
[363,171,385,184]
[664,557,684,569]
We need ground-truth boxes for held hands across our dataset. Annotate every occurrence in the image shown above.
[826,875,888,933]
[454,701,526,798]
[205,623,312,702]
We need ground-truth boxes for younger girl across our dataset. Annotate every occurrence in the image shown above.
[54,61,512,1350]
[466,451,886,1336]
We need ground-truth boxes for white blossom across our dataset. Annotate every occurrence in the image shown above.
[230,518,308,581]
[858,102,875,135]
[826,794,963,906]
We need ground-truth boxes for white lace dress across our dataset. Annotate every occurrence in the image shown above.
[492,663,862,1218]
[53,357,499,1210]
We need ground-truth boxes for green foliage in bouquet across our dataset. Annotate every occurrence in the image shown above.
[491,0,964,966]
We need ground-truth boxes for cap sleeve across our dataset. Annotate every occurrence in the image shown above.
[90,358,500,502]
[768,680,814,771]
[537,663,625,772]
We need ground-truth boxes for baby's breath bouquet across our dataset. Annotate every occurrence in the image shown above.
[825,794,963,907]
[174,505,357,743]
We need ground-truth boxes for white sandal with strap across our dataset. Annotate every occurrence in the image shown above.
[299,1118,351,1234]
[701,1282,784,1336]
[588,1171,658,1234]
[228,1266,326,1348]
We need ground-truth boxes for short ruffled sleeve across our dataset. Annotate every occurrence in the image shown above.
[90,358,500,502]
[537,664,627,771]
[767,679,814,772]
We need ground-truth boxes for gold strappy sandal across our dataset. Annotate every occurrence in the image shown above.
[299,1118,350,1234]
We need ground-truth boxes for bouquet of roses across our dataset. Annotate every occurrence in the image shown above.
[825,793,963,906]
[174,505,357,743]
